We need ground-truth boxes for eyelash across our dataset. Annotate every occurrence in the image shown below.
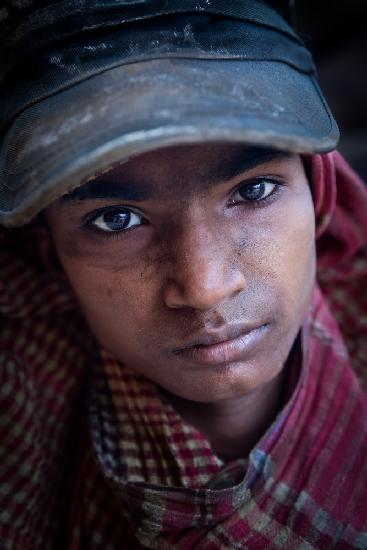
[82,177,284,237]
[82,206,146,238]
[230,177,284,207]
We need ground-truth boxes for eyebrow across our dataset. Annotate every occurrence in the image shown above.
[214,147,292,181]
[62,178,152,202]
[62,147,291,203]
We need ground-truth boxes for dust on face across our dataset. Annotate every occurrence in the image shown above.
[45,143,316,402]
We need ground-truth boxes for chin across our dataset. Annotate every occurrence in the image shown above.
[161,357,284,403]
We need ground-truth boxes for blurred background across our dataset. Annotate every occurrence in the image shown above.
[295,0,367,179]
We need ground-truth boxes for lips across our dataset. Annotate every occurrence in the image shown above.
[172,323,269,365]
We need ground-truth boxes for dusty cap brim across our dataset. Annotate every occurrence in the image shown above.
[0,56,339,226]
[0,0,339,226]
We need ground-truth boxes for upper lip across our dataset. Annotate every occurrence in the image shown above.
[172,322,266,353]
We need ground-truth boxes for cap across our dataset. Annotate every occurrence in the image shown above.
[0,0,339,226]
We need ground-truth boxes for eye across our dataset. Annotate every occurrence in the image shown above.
[232,179,278,203]
[87,207,144,233]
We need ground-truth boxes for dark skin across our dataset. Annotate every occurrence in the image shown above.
[45,143,316,461]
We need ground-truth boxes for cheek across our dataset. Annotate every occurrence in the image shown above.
[257,190,316,322]
[233,185,315,327]
[56,254,157,349]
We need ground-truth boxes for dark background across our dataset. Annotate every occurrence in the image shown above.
[295,0,367,179]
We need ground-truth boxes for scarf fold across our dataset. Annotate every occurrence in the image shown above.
[313,152,367,388]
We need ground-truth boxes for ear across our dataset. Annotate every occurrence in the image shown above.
[307,153,337,239]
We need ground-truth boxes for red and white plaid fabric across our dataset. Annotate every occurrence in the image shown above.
[0,152,366,549]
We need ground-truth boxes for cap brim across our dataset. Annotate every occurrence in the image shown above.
[0,57,339,226]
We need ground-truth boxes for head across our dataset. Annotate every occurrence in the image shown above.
[44,142,315,402]
[0,1,337,403]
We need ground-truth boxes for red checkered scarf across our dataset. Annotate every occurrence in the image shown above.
[0,152,366,549]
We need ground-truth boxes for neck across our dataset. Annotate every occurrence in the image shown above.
[163,367,287,462]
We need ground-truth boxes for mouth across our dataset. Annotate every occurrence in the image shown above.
[172,323,269,365]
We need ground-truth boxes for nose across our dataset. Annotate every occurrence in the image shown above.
[163,222,246,311]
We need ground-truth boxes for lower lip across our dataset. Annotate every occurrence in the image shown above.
[177,325,269,365]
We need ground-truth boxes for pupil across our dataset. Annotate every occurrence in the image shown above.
[241,182,265,201]
[104,210,129,230]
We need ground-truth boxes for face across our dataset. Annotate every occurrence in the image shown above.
[45,143,316,402]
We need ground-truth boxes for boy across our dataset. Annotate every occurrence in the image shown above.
[0,1,366,548]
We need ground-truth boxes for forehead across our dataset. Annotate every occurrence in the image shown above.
[63,143,293,202]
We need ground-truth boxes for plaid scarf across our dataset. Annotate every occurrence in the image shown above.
[0,152,366,549]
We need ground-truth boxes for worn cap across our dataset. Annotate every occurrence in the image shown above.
[0,0,339,226]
